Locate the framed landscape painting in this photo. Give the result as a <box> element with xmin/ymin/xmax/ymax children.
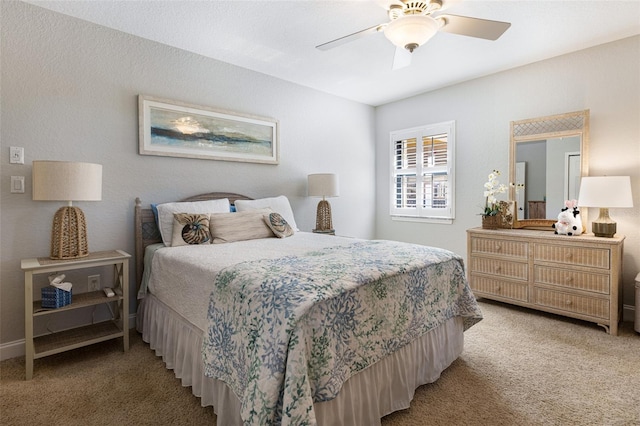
<box><xmin>139</xmin><ymin>95</ymin><xmax>279</xmax><ymax>164</ymax></box>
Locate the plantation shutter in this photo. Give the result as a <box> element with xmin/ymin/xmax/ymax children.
<box><xmin>390</xmin><ymin>121</ymin><xmax>455</xmax><ymax>220</ymax></box>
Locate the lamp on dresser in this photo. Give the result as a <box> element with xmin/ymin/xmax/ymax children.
<box><xmin>308</xmin><ymin>173</ymin><xmax>339</xmax><ymax>234</ymax></box>
<box><xmin>577</xmin><ymin>176</ymin><xmax>633</xmax><ymax>238</ymax></box>
<box><xmin>32</xmin><ymin>161</ymin><xmax>103</xmax><ymax>259</ymax></box>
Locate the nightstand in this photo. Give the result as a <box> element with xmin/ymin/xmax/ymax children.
<box><xmin>21</xmin><ymin>250</ymin><xmax>130</xmax><ymax>380</ymax></box>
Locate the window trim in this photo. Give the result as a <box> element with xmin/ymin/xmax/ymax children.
<box><xmin>389</xmin><ymin>120</ymin><xmax>455</xmax><ymax>221</ymax></box>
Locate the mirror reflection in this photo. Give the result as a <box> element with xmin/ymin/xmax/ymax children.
<box><xmin>515</xmin><ymin>136</ymin><xmax>581</xmax><ymax>219</ymax></box>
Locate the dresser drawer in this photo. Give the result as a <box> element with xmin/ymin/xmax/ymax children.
<box><xmin>534</xmin><ymin>266</ymin><xmax>610</xmax><ymax>294</ymax></box>
<box><xmin>470</xmin><ymin>257</ymin><xmax>528</xmax><ymax>280</ymax></box>
<box><xmin>534</xmin><ymin>244</ymin><xmax>610</xmax><ymax>270</ymax></box>
<box><xmin>470</xmin><ymin>237</ymin><xmax>528</xmax><ymax>260</ymax></box>
<box><xmin>470</xmin><ymin>276</ymin><xmax>528</xmax><ymax>302</ymax></box>
<box><xmin>533</xmin><ymin>287</ymin><xmax>609</xmax><ymax>320</ymax></box>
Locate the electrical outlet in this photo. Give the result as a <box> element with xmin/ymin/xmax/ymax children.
<box><xmin>88</xmin><ymin>274</ymin><xmax>101</xmax><ymax>291</ymax></box>
<box><xmin>9</xmin><ymin>147</ymin><xmax>24</xmax><ymax>164</ymax></box>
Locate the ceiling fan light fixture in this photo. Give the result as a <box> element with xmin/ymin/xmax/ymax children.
<box><xmin>383</xmin><ymin>15</ymin><xmax>439</xmax><ymax>52</ymax></box>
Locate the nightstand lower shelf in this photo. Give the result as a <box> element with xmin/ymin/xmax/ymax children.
<box><xmin>34</xmin><ymin>321</ymin><xmax>124</xmax><ymax>358</ymax></box>
<box><xmin>33</xmin><ymin>290</ymin><xmax>122</xmax><ymax>316</ymax></box>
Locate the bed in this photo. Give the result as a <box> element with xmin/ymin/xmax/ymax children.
<box><xmin>134</xmin><ymin>192</ymin><xmax>482</xmax><ymax>425</ymax></box>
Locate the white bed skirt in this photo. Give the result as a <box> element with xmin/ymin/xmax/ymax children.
<box><xmin>137</xmin><ymin>294</ymin><xmax>464</xmax><ymax>425</ymax></box>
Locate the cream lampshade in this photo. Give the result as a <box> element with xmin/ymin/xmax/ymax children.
<box><xmin>308</xmin><ymin>173</ymin><xmax>339</xmax><ymax>233</ymax></box>
<box><xmin>32</xmin><ymin>161</ymin><xmax>103</xmax><ymax>259</ymax></box>
<box><xmin>577</xmin><ymin>176</ymin><xmax>633</xmax><ymax>238</ymax></box>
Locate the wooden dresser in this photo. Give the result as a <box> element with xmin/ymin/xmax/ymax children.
<box><xmin>467</xmin><ymin>228</ymin><xmax>625</xmax><ymax>335</ymax></box>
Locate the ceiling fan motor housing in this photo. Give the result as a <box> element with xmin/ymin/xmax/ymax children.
<box><xmin>389</xmin><ymin>0</ymin><xmax>442</xmax><ymax>20</ymax></box>
<box><xmin>403</xmin><ymin>0</ymin><xmax>442</xmax><ymax>15</ymax></box>
<box><xmin>404</xmin><ymin>1</ymin><xmax>429</xmax><ymax>15</ymax></box>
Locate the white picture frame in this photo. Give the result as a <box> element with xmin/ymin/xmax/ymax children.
<box><xmin>139</xmin><ymin>95</ymin><xmax>279</xmax><ymax>164</ymax></box>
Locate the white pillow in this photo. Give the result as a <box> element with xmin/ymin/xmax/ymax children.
<box><xmin>235</xmin><ymin>196</ymin><xmax>299</xmax><ymax>231</ymax></box>
<box><xmin>156</xmin><ymin>198</ymin><xmax>230</xmax><ymax>246</ymax></box>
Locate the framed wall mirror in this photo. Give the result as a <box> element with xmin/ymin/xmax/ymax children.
<box><xmin>509</xmin><ymin>110</ymin><xmax>590</xmax><ymax>229</ymax></box>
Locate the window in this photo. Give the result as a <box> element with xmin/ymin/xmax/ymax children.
<box><xmin>390</xmin><ymin>121</ymin><xmax>455</xmax><ymax>221</ymax></box>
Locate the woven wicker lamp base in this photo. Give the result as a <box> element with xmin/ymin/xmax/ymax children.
<box><xmin>50</xmin><ymin>206</ymin><xmax>89</xmax><ymax>259</ymax></box>
<box><xmin>313</xmin><ymin>199</ymin><xmax>334</xmax><ymax>233</ymax></box>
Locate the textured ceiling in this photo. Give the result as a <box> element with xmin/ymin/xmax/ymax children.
<box><xmin>25</xmin><ymin>0</ymin><xmax>640</xmax><ymax>106</ymax></box>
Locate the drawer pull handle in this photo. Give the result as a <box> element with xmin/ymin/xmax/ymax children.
<box><xmin>565</xmin><ymin>276</ymin><xmax>573</xmax><ymax>284</ymax></box>
<box><xmin>565</xmin><ymin>300</ymin><xmax>572</xmax><ymax>306</ymax></box>
<box><xmin>495</xmin><ymin>286</ymin><xmax>501</xmax><ymax>292</ymax></box>
<box><xmin>495</xmin><ymin>245</ymin><xmax>502</xmax><ymax>252</ymax></box>
<box><xmin>495</xmin><ymin>266</ymin><xmax>502</xmax><ymax>273</ymax></box>
<box><xmin>565</xmin><ymin>253</ymin><xmax>573</xmax><ymax>260</ymax></box>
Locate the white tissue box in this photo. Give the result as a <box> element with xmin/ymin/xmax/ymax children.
<box><xmin>41</xmin><ymin>286</ymin><xmax>72</xmax><ymax>309</ymax></box>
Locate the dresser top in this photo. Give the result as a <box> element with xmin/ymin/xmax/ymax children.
<box><xmin>467</xmin><ymin>227</ymin><xmax>625</xmax><ymax>244</ymax></box>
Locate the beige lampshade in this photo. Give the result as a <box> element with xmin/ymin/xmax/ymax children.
<box><xmin>578</xmin><ymin>176</ymin><xmax>633</xmax><ymax>238</ymax></box>
<box><xmin>32</xmin><ymin>161</ymin><xmax>102</xmax><ymax>259</ymax></box>
<box><xmin>33</xmin><ymin>161</ymin><xmax>102</xmax><ymax>202</ymax></box>
<box><xmin>308</xmin><ymin>173</ymin><xmax>339</xmax><ymax>198</ymax></box>
<box><xmin>577</xmin><ymin>176</ymin><xmax>633</xmax><ymax>208</ymax></box>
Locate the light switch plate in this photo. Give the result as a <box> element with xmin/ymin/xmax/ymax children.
<box><xmin>11</xmin><ymin>176</ymin><xmax>25</xmax><ymax>193</ymax></box>
<box><xmin>10</xmin><ymin>147</ymin><xmax>24</xmax><ymax>164</ymax></box>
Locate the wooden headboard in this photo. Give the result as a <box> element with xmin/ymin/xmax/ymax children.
<box><xmin>134</xmin><ymin>192</ymin><xmax>253</xmax><ymax>291</ymax></box>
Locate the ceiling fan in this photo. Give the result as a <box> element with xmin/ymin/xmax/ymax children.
<box><xmin>316</xmin><ymin>0</ymin><xmax>511</xmax><ymax>70</ymax></box>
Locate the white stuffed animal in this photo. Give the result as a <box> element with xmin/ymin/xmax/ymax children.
<box><xmin>552</xmin><ymin>200</ymin><xmax>583</xmax><ymax>236</ymax></box>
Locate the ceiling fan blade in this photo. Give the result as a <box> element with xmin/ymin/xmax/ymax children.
<box><xmin>316</xmin><ymin>24</ymin><xmax>384</xmax><ymax>51</ymax></box>
<box><xmin>438</xmin><ymin>14</ymin><xmax>511</xmax><ymax>41</ymax></box>
<box><xmin>392</xmin><ymin>47</ymin><xmax>412</xmax><ymax>70</ymax></box>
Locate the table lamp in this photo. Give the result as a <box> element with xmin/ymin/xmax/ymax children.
<box><xmin>308</xmin><ymin>173</ymin><xmax>339</xmax><ymax>233</ymax></box>
<box><xmin>577</xmin><ymin>176</ymin><xmax>633</xmax><ymax>238</ymax></box>
<box><xmin>32</xmin><ymin>161</ymin><xmax>103</xmax><ymax>259</ymax></box>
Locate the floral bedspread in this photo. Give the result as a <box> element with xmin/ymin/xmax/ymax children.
<box><xmin>202</xmin><ymin>240</ymin><xmax>482</xmax><ymax>425</ymax></box>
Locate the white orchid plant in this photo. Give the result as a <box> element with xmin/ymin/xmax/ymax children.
<box><xmin>483</xmin><ymin>170</ymin><xmax>508</xmax><ymax>216</ymax></box>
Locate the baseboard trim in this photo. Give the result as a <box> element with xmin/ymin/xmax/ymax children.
<box><xmin>0</xmin><ymin>314</ymin><xmax>137</xmax><ymax>361</ymax></box>
<box><xmin>0</xmin><ymin>339</ymin><xmax>25</xmax><ymax>362</ymax></box>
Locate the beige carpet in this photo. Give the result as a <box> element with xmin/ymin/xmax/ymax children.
<box><xmin>1</xmin><ymin>301</ymin><xmax>638</xmax><ymax>425</ymax></box>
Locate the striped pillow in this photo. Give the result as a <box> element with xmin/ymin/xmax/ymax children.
<box><xmin>235</xmin><ymin>196</ymin><xmax>299</xmax><ymax>231</ymax></box>
<box><xmin>209</xmin><ymin>208</ymin><xmax>275</xmax><ymax>244</ymax></box>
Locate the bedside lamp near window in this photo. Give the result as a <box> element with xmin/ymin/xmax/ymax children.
<box><xmin>32</xmin><ymin>161</ymin><xmax>102</xmax><ymax>259</ymax></box>
<box><xmin>308</xmin><ymin>173</ymin><xmax>339</xmax><ymax>234</ymax></box>
<box><xmin>577</xmin><ymin>176</ymin><xmax>633</xmax><ymax>238</ymax></box>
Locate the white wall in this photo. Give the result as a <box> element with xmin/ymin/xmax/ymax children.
<box><xmin>0</xmin><ymin>2</ymin><xmax>376</xmax><ymax>346</ymax></box>
<box><xmin>375</xmin><ymin>36</ymin><xmax>640</xmax><ymax>314</ymax></box>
